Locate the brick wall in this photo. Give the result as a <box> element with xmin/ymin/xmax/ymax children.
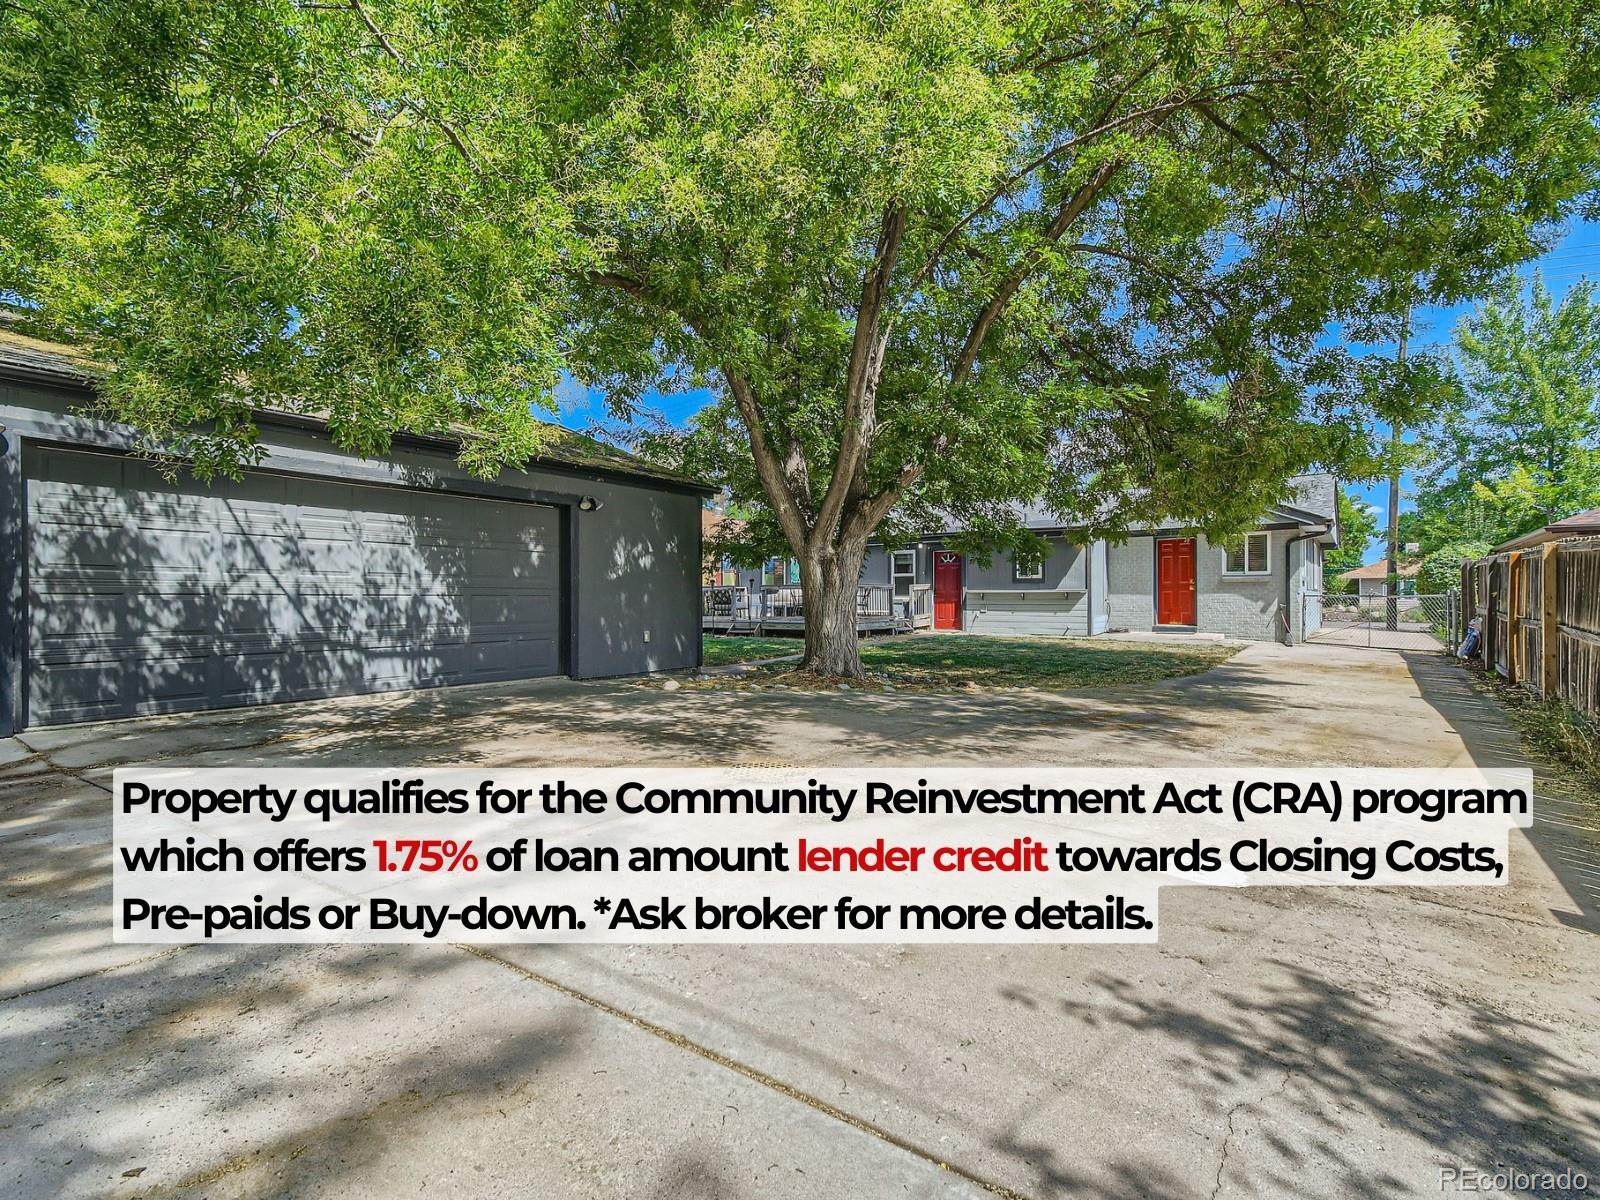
<box><xmin>1104</xmin><ymin>532</ymin><xmax>1291</xmax><ymax>642</ymax></box>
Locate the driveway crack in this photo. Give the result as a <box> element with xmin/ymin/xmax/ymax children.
<box><xmin>1211</xmin><ymin>1102</ymin><xmax>1241</xmax><ymax>1200</ymax></box>
<box><xmin>456</xmin><ymin>943</ymin><xmax>1035</xmax><ymax>1200</ymax></box>
<box><xmin>0</xmin><ymin>946</ymin><xmax>189</xmax><ymax>1005</ymax></box>
<box><xmin>10</xmin><ymin>734</ymin><xmax>113</xmax><ymax>796</ymax></box>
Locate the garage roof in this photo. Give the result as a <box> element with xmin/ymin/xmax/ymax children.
<box><xmin>1490</xmin><ymin>508</ymin><xmax>1600</xmax><ymax>554</ymax></box>
<box><xmin>0</xmin><ymin>318</ymin><xmax>710</xmax><ymax>494</ymax></box>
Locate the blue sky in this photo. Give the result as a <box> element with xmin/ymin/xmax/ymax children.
<box><xmin>1340</xmin><ymin>218</ymin><xmax>1600</xmax><ymax>562</ymax></box>
<box><xmin>558</xmin><ymin>220</ymin><xmax>1600</xmax><ymax>566</ymax></box>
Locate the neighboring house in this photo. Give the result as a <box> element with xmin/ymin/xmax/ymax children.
<box><xmin>1490</xmin><ymin>508</ymin><xmax>1600</xmax><ymax>554</ymax></box>
<box><xmin>701</xmin><ymin>508</ymin><xmax>739</xmax><ymax>586</ymax></box>
<box><xmin>0</xmin><ymin>324</ymin><xmax>711</xmax><ymax>734</ymax></box>
<box><xmin>720</xmin><ymin>474</ymin><xmax>1341</xmax><ymax>644</ymax></box>
<box><xmin>1337</xmin><ymin>560</ymin><xmax>1421</xmax><ymax>598</ymax></box>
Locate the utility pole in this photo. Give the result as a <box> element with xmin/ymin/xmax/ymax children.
<box><xmin>1385</xmin><ymin>312</ymin><xmax>1408</xmax><ymax>633</ymax></box>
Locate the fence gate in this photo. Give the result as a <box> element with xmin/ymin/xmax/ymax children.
<box><xmin>1308</xmin><ymin>593</ymin><xmax>1458</xmax><ymax>652</ymax></box>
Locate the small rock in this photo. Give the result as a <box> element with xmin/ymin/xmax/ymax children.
<box><xmin>838</xmin><ymin>683</ymin><xmax>852</xmax><ymax>691</ymax></box>
<box><xmin>662</xmin><ymin>679</ymin><xmax>680</xmax><ymax>692</ymax></box>
<box><xmin>962</xmin><ymin>680</ymin><xmax>981</xmax><ymax>692</ymax></box>
<box><xmin>882</xmin><ymin>685</ymin><xmax>896</xmax><ymax>693</ymax></box>
<box><xmin>123</xmin><ymin>1169</ymin><xmax>146</xmax><ymax>1179</ymax></box>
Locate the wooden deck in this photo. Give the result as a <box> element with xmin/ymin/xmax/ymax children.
<box><xmin>702</xmin><ymin>585</ymin><xmax>933</xmax><ymax>635</ymax></box>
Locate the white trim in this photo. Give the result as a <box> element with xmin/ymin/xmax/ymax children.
<box><xmin>890</xmin><ymin>548</ymin><xmax>916</xmax><ymax>598</ymax></box>
<box><xmin>1220</xmin><ymin>531</ymin><xmax>1271</xmax><ymax>577</ymax></box>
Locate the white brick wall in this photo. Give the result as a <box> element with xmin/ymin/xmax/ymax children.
<box><xmin>1105</xmin><ymin>537</ymin><xmax>1155</xmax><ymax>630</ymax></box>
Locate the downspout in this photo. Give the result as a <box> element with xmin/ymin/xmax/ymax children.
<box><xmin>1283</xmin><ymin>526</ymin><xmax>1326</xmax><ymax>645</ymax></box>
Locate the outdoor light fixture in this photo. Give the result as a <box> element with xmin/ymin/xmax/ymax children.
<box><xmin>578</xmin><ymin>496</ymin><xmax>602</xmax><ymax>511</ymax></box>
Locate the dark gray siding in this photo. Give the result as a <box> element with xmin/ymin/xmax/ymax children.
<box><xmin>1</xmin><ymin>379</ymin><xmax>702</xmax><ymax>728</ymax></box>
<box><xmin>569</xmin><ymin>478</ymin><xmax>701</xmax><ymax>678</ymax></box>
<box><xmin>26</xmin><ymin>446</ymin><xmax>562</xmax><ymax>724</ymax></box>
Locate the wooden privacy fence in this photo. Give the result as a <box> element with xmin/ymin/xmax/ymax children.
<box><xmin>1464</xmin><ymin>536</ymin><xmax>1600</xmax><ymax>716</ymax></box>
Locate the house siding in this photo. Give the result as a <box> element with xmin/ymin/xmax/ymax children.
<box><xmin>720</xmin><ymin>499</ymin><xmax>1335</xmax><ymax>648</ymax></box>
<box><xmin>862</xmin><ymin>535</ymin><xmax>1096</xmax><ymax>636</ymax></box>
<box><xmin>0</xmin><ymin>380</ymin><xmax>704</xmax><ymax>730</ymax></box>
<box><xmin>1105</xmin><ymin>531</ymin><xmax>1294</xmax><ymax>642</ymax></box>
<box><xmin>963</xmin><ymin>536</ymin><xmax>1091</xmax><ymax>636</ymax></box>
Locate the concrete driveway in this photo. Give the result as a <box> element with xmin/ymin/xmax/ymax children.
<box><xmin>3</xmin><ymin>642</ymin><xmax>1597</xmax><ymax>1199</ymax></box>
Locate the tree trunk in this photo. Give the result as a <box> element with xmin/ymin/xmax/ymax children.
<box><xmin>800</xmin><ymin>538</ymin><xmax>869</xmax><ymax>678</ymax></box>
<box><xmin>1386</xmin><ymin>317</ymin><xmax>1407</xmax><ymax>633</ymax></box>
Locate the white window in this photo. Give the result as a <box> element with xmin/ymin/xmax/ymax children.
<box><xmin>1013</xmin><ymin>555</ymin><xmax>1044</xmax><ymax>582</ymax></box>
<box><xmin>1222</xmin><ymin>532</ymin><xmax>1270</xmax><ymax>576</ymax></box>
<box><xmin>891</xmin><ymin>549</ymin><xmax>916</xmax><ymax>598</ymax></box>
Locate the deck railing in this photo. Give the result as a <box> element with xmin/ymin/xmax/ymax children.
<box><xmin>904</xmin><ymin>584</ymin><xmax>934</xmax><ymax>628</ymax></box>
<box><xmin>702</xmin><ymin>583</ymin><xmax>934</xmax><ymax>632</ymax></box>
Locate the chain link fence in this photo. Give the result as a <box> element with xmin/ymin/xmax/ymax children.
<box><xmin>1308</xmin><ymin>592</ymin><xmax>1458</xmax><ymax>652</ymax></box>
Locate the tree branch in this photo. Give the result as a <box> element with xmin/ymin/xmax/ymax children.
<box><xmin>909</xmin><ymin>70</ymin><xmax>1167</xmax><ymax>289</ymax></box>
<box><xmin>1000</xmin><ymin>7</ymin><xmax>1160</xmax><ymax>76</ymax></box>
<box><xmin>1192</xmin><ymin>100</ymin><xmax>1293</xmax><ymax>178</ymax></box>
<box><xmin>333</xmin><ymin>0</ymin><xmax>480</xmax><ymax>170</ymax></box>
<box><xmin>1065</xmin><ymin>241</ymin><xmax>1230</xmax><ymax>332</ymax></box>
<box><xmin>347</xmin><ymin>0</ymin><xmax>410</xmax><ymax>66</ymax></box>
<box><xmin>813</xmin><ymin>204</ymin><xmax>906</xmax><ymax>544</ymax></box>
<box><xmin>950</xmin><ymin>158</ymin><xmax>1123</xmax><ymax>387</ymax></box>
<box><xmin>727</xmin><ymin>373</ymin><xmax>810</xmax><ymax>550</ymax></box>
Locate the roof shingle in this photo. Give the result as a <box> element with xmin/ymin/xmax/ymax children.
<box><xmin>0</xmin><ymin>317</ymin><xmax>707</xmax><ymax>491</ymax></box>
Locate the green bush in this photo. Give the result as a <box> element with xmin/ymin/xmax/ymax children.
<box><xmin>1500</xmin><ymin>690</ymin><xmax>1600</xmax><ymax>794</ymax></box>
<box><xmin>1419</xmin><ymin>541</ymin><xmax>1491</xmax><ymax>594</ymax></box>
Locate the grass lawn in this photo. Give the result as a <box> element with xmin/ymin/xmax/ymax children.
<box><xmin>854</xmin><ymin>634</ymin><xmax>1237</xmax><ymax>689</ymax></box>
<box><xmin>700</xmin><ymin>635</ymin><xmax>803</xmax><ymax>666</ymax></box>
<box><xmin>697</xmin><ymin>632</ymin><xmax>1236</xmax><ymax>690</ymax></box>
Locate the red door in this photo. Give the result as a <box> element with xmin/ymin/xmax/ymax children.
<box><xmin>933</xmin><ymin>551</ymin><xmax>963</xmax><ymax>629</ymax></box>
<box><xmin>1156</xmin><ymin>538</ymin><xmax>1197</xmax><ymax>626</ymax></box>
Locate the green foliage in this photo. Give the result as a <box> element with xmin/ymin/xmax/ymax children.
<box><xmin>1418</xmin><ymin>540</ymin><xmax>1490</xmax><ymax>594</ymax></box>
<box><xmin>1486</xmin><ymin>677</ymin><xmax>1600</xmax><ymax>802</ymax></box>
<box><xmin>1417</xmin><ymin>277</ymin><xmax>1600</xmax><ymax>551</ymax></box>
<box><xmin>3</xmin><ymin>0</ymin><xmax>1598</xmax><ymax>549</ymax></box>
<box><xmin>1325</xmin><ymin>490</ymin><xmax>1380</xmax><ymax>579</ymax></box>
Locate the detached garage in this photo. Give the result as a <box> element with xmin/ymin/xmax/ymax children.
<box><xmin>0</xmin><ymin>325</ymin><xmax>710</xmax><ymax>733</ymax></box>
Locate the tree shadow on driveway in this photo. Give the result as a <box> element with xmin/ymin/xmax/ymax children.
<box><xmin>1402</xmin><ymin>652</ymin><xmax>1600</xmax><ymax>933</ymax></box>
<box><xmin>1015</xmin><ymin>959</ymin><xmax>1600</xmax><ymax>1200</ymax></box>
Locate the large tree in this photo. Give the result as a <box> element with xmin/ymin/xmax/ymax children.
<box><xmin>3</xmin><ymin>1</ymin><xmax>1598</xmax><ymax>675</ymax></box>
<box><xmin>1420</xmin><ymin>276</ymin><xmax>1600</xmax><ymax>549</ymax></box>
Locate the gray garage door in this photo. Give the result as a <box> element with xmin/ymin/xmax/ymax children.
<box><xmin>26</xmin><ymin>447</ymin><xmax>564</xmax><ymax>725</ymax></box>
